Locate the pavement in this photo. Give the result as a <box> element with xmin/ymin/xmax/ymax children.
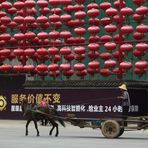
<box><xmin>0</xmin><ymin>120</ymin><xmax>148</xmax><ymax>148</ymax></box>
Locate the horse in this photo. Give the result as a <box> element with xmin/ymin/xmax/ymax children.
<box><xmin>21</xmin><ymin>99</ymin><xmax>65</xmax><ymax>137</ymax></box>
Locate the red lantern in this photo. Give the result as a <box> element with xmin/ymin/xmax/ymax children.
<box><xmin>113</xmin><ymin>34</ymin><xmax>125</xmax><ymax>42</ymax></box>
<box><xmin>14</xmin><ymin>33</ymin><xmax>24</xmax><ymax>41</ymax></box>
<box><xmin>100</xmin><ymin>69</ymin><xmax>111</xmax><ymax>76</ymax></box>
<box><xmin>37</xmin><ymin>0</ymin><xmax>48</xmax><ymax>7</ymax></box>
<box><xmin>25</xmin><ymin>32</ymin><xmax>36</xmax><ymax>40</ymax></box>
<box><xmin>25</xmin><ymin>15</ymin><xmax>36</xmax><ymax>23</ymax></box>
<box><xmin>104</xmin><ymin>42</ymin><xmax>116</xmax><ymax>51</ymax></box>
<box><xmin>37</xmin><ymin>48</ymin><xmax>48</xmax><ymax>56</ymax></box>
<box><xmin>88</xmin><ymin>61</ymin><xmax>100</xmax><ymax>69</ymax></box>
<box><xmin>1</xmin><ymin>2</ymin><xmax>12</xmax><ymax>9</ymax></box>
<box><xmin>13</xmin><ymin>16</ymin><xmax>24</xmax><ymax>24</ymax></box>
<box><xmin>133</xmin><ymin>50</ymin><xmax>145</xmax><ymax>57</ymax></box>
<box><xmin>36</xmin><ymin>64</ymin><xmax>48</xmax><ymax>71</ymax></box>
<box><xmin>60</xmin><ymin>14</ymin><xmax>72</xmax><ymax>22</ymax></box>
<box><xmin>100</xmin><ymin>35</ymin><xmax>112</xmax><ymax>42</ymax></box>
<box><xmin>136</xmin><ymin>6</ymin><xmax>148</xmax><ymax>15</ymax></box>
<box><xmin>74</xmin><ymin>27</ymin><xmax>86</xmax><ymax>36</ymax></box>
<box><xmin>74</xmin><ymin>46</ymin><xmax>85</xmax><ymax>54</ymax></box>
<box><xmin>64</xmin><ymin>5</ymin><xmax>74</xmax><ymax>13</ymax></box>
<box><xmin>120</xmin><ymin>7</ymin><xmax>133</xmax><ymax>16</ymax></box>
<box><xmin>136</xmin><ymin>24</ymin><xmax>148</xmax><ymax>33</ymax></box>
<box><xmin>37</xmin><ymin>32</ymin><xmax>49</xmax><ymax>39</ymax></box>
<box><xmin>75</xmin><ymin>11</ymin><xmax>86</xmax><ymax>19</ymax></box>
<box><xmin>133</xmin><ymin>0</ymin><xmax>144</xmax><ymax>6</ymax></box>
<box><xmin>87</xmin><ymin>8</ymin><xmax>100</xmax><ymax>17</ymax></box>
<box><xmin>0</xmin><ymin>64</ymin><xmax>12</xmax><ymax>72</ymax></box>
<box><xmin>13</xmin><ymin>65</ymin><xmax>24</xmax><ymax>73</ymax></box>
<box><xmin>134</xmin><ymin>68</ymin><xmax>146</xmax><ymax>76</ymax></box>
<box><xmin>133</xmin><ymin>32</ymin><xmax>144</xmax><ymax>40</ymax></box>
<box><xmin>49</xmin><ymin>0</ymin><xmax>72</xmax><ymax>6</ymax></box>
<box><xmin>49</xmin><ymin>14</ymin><xmax>60</xmax><ymax>22</ymax></box>
<box><xmin>100</xmin><ymin>17</ymin><xmax>112</xmax><ymax>26</ymax></box>
<box><xmin>99</xmin><ymin>52</ymin><xmax>112</xmax><ymax>60</ymax></box>
<box><xmin>75</xmin><ymin>0</ymin><xmax>85</xmax><ymax>3</ymax></box>
<box><xmin>133</xmin><ymin>13</ymin><xmax>144</xmax><ymax>22</ymax></box>
<box><xmin>25</xmin><ymin>0</ymin><xmax>36</xmax><ymax>8</ymax></box>
<box><xmin>88</xmin><ymin>26</ymin><xmax>100</xmax><ymax>34</ymax></box>
<box><xmin>104</xmin><ymin>60</ymin><xmax>116</xmax><ymax>68</ymax></box>
<box><xmin>120</xmin><ymin>61</ymin><xmax>132</xmax><ymax>70</ymax></box>
<box><xmin>60</xmin><ymin>31</ymin><xmax>72</xmax><ymax>39</ymax></box>
<box><xmin>105</xmin><ymin>24</ymin><xmax>117</xmax><ymax>33</ymax></box>
<box><xmin>48</xmin><ymin>64</ymin><xmax>59</xmax><ymax>71</ymax></box>
<box><xmin>106</xmin><ymin>7</ymin><xmax>118</xmax><ymax>16</ymax></box>
<box><xmin>114</xmin><ymin>0</ymin><xmax>126</xmax><ymax>8</ymax></box>
<box><xmin>64</xmin><ymin>53</ymin><xmax>74</xmax><ymax>61</ymax></box>
<box><xmin>24</xmin><ymin>48</ymin><xmax>35</xmax><ymax>56</ymax></box>
<box><xmin>113</xmin><ymin>51</ymin><xmax>125</xmax><ymax>59</ymax></box>
<box><xmin>8</xmin><ymin>52</ymin><xmax>16</xmax><ymax>61</ymax></box>
<box><xmin>0</xmin><ymin>48</ymin><xmax>11</xmax><ymax>57</ymax></box>
<box><xmin>89</xmin><ymin>35</ymin><xmax>99</xmax><ymax>43</ymax></box>
<box><xmin>120</xmin><ymin>44</ymin><xmax>133</xmax><ymax>52</ymax></box>
<box><xmin>0</xmin><ymin>33</ymin><xmax>11</xmax><ymax>41</ymax></box>
<box><xmin>48</xmin><ymin>47</ymin><xmax>59</xmax><ymax>55</ymax></box>
<box><xmin>49</xmin><ymin>31</ymin><xmax>60</xmax><ymax>39</ymax></box>
<box><xmin>7</xmin><ymin>21</ymin><xmax>17</xmax><ymax>28</ymax></box>
<box><xmin>136</xmin><ymin>43</ymin><xmax>148</xmax><ymax>51</ymax></box>
<box><xmin>88</xmin><ymin>51</ymin><xmax>99</xmax><ymax>60</ymax></box>
<box><xmin>60</xmin><ymin>63</ymin><xmax>71</xmax><ymax>71</ymax></box>
<box><xmin>73</xmin><ymin>4</ymin><xmax>84</xmax><ymax>11</ymax></box>
<box><xmin>0</xmin><ymin>16</ymin><xmax>11</xmax><ymax>24</ymax></box>
<box><xmin>121</xmin><ymin>25</ymin><xmax>134</xmax><ymax>34</ymax></box>
<box><xmin>37</xmin><ymin>16</ymin><xmax>48</xmax><ymax>23</ymax></box>
<box><xmin>76</xmin><ymin>69</ymin><xmax>87</xmax><ymax>77</ymax></box>
<box><xmin>63</xmin><ymin>69</ymin><xmax>74</xmax><ymax>77</ymax></box>
<box><xmin>13</xmin><ymin>49</ymin><xmax>24</xmax><ymax>56</ymax></box>
<box><xmin>88</xmin><ymin>43</ymin><xmax>100</xmax><ymax>51</ymax></box>
<box><xmin>51</xmin><ymin>8</ymin><xmax>62</xmax><ymax>15</ymax></box>
<box><xmin>39</xmin><ymin>7</ymin><xmax>50</xmax><ymax>15</ymax></box>
<box><xmin>74</xmin><ymin>63</ymin><xmax>86</xmax><ymax>71</ymax></box>
<box><xmin>24</xmin><ymin>65</ymin><xmax>35</xmax><ymax>73</ymax></box>
<box><xmin>88</xmin><ymin>18</ymin><xmax>100</xmax><ymax>26</ymax></box>
<box><xmin>135</xmin><ymin>61</ymin><xmax>148</xmax><ymax>69</ymax></box>
<box><xmin>100</xmin><ymin>2</ymin><xmax>111</xmax><ymax>10</ymax></box>
<box><xmin>60</xmin><ymin>47</ymin><xmax>71</xmax><ymax>55</ymax></box>
<box><xmin>87</xmin><ymin>68</ymin><xmax>98</xmax><ymax>75</ymax></box>
<box><xmin>14</xmin><ymin>1</ymin><xmax>25</xmax><ymax>10</ymax></box>
<box><xmin>87</xmin><ymin>3</ymin><xmax>99</xmax><ymax>10</ymax></box>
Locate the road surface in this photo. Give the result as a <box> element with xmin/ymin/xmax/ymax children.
<box><xmin>0</xmin><ymin>120</ymin><xmax>148</xmax><ymax>148</ymax></box>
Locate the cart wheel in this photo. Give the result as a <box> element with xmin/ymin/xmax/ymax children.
<box><xmin>101</xmin><ymin>120</ymin><xmax>120</xmax><ymax>138</ymax></box>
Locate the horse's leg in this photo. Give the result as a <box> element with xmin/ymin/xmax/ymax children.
<box><xmin>26</xmin><ymin>119</ymin><xmax>31</xmax><ymax>136</ymax></box>
<box><xmin>33</xmin><ymin>119</ymin><xmax>40</xmax><ymax>136</ymax></box>
<box><xmin>49</xmin><ymin>119</ymin><xmax>59</xmax><ymax>137</ymax></box>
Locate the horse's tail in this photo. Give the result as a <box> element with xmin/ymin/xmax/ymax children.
<box><xmin>57</xmin><ymin>117</ymin><xmax>65</xmax><ymax>127</ymax></box>
<box><xmin>54</xmin><ymin>110</ymin><xmax>65</xmax><ymax>127</ymax></box>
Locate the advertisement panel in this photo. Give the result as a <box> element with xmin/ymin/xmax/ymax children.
<box><xmin>0</xmin><ymin>88</ymin><xmax>147</xmax><ymax>119</ymax></box>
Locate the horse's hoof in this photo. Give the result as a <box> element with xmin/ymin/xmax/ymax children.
<box><xmin>55</xmin><ymin>134</ymin><xmax>58</xmax><ymax>137</ymax></box>
<box><xmin>36</xmin><ymin>134</ymin><xmax>40</xmax><ymax>137</ymax></box>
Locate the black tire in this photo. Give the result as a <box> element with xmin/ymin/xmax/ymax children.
<box><xmin>101</xmin><ymin>120</ymin><xmax>121</xmax><ymax>138</ymax></box>
<box><xmin>117</xmin><ymin>128</ymin><xmax>124</xmax><ymax>137</ymax></box>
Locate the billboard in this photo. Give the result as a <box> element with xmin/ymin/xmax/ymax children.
<box><xmin>0</xmin><ymin>88</ymin><xmax>147</xmax><ymax>119</ymax></box>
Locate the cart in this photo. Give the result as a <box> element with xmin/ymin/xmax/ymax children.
<box><xmin>60</xmin><ymin>114</ymin><xmax>148</xmax><ymax>138</ymax></box>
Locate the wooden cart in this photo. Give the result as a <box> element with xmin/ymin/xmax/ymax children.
<box><xmin>63</xmin><ymin>115</ymin><xmax>148</xmax><ymax>138</ymax></box>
